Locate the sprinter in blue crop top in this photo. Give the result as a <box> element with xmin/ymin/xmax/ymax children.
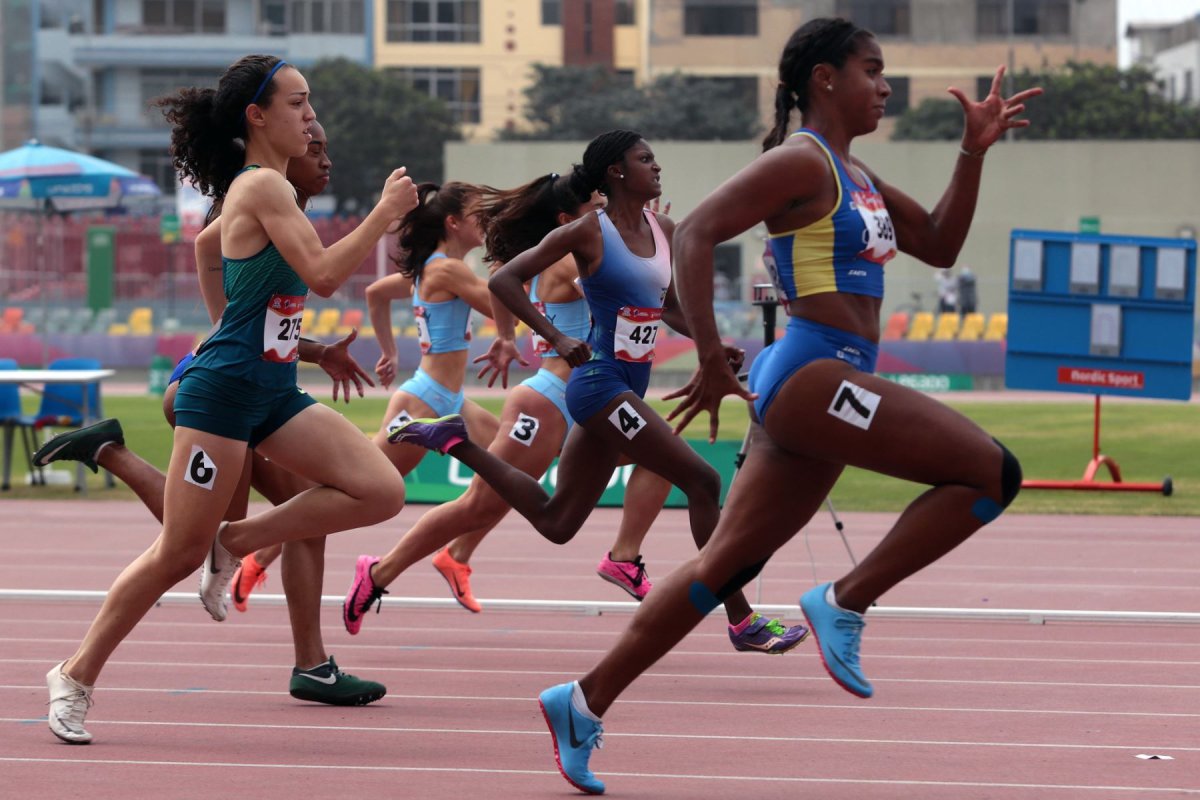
<box><xmin>511</xmin><ymin>21</ymin><xmax>1042</xmax><ymax>793</ymax></box>
<box><xmin>45</xmin><ymin>56</ymin><xmax>420</xmax><ymax>746</ymax></box>
<box><xmin>343</xmin><ymin>175</ymin><xmax>679</xmax><ymax>630</ymax></box>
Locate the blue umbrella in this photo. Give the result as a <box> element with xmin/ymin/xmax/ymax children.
<box><xmin>0</xmin><ymin>140</ymin><xmax>161</xmax><ymax>365</ymax></box>
<box><xmin>0</xmin><ymin>139</ymin><xmax>161</xmax><ymax>211</ymax></box>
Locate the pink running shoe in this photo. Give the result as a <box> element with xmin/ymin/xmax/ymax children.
<box><xmin>343</xmin><ymin>555</ymin><xmax>387</xmax><ymax>635</ymax></box>
<box><xmin>596</xmin><ymin>552</ymin><xmax>652</xmax><ymax>601</ymax></box>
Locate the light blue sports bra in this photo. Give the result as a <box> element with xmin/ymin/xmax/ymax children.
<box><xmin>412</xmin><ymin>252</ymin><xmax>472</xmax><ymax>354</ymax></box>
<box><xmin>529</xmin><ymin>273</ymin><xmax>591</xmax><ymax>358</ymax></box>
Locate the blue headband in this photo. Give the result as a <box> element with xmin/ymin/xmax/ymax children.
<box><xmin>248</xmin><ymin>60</ymin><xmax>288</xmax><ymax>107</ymax></box>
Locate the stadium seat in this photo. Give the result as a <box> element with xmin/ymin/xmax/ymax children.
<box><xmin>128</xmin><ymin>307</ymin><xmax>153</xmax><ymax>335</ymax></box>
<box><xmin>310</xmin><ymin>308</ymin><xmax>341</xmax><ymax>337</ymax></box>
<box><xmin>958</xmin><ymin>312</ymin><xmax>985</xmax><ymax>341</ymax></box>
<box><xmin>906</xmin><ymin>311</ymin><xmax>934</xmax><ymax>341</ymax></box>
<box><xmin>1</xmin><ymin>307</ymin><xmax>24</xmax><ymax>333</ymax></box>
<box><xmin>983</xmin><ymin>312</ymin><xmax>1008</xmax><ymax>341</ymax></box>
<box><xmin>107</xmin><ymin>322</ymin><xmax>131</xmax><ymax>336</ymax></box>
<box><xmin>301</xmin><ymin>308</ymin><xmax>315</xmax><ymax>333</ymax></box>
<box><xmin>932</xmin><ymin>313</ymin><xmax>962</xmax><ymax>341</ymax></box>
<box><xmin>89</xmin><ymin>308</ymin><xmax>118</xmax><ymax>334</ymax></box>
<box><xmin>882</xmin><ymin>311</ymin><xmax>909</xmax><ymax>340</ymax></box>
<box><xmin>334</xmin><ymin>307</ymin><xmax>364</xmax><ymax>337</ymax></box>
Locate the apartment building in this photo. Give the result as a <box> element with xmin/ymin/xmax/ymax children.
<box><xmin>1127</xmin><ymin>13</ymin><xmax>1200</xmax><ymax>107</ymax></box>
<box><xmin>30</xmin><ymin>0</ymin><xmax>372</xmax><ymax>191</ymax></box>
<box><xmin>375</xmin><ymin>0</ymin><xmax>1115</xmax><ymax>140</ymax></box>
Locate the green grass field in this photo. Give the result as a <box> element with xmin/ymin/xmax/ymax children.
<box><xmin>5</xmin><ymin>393</ymin><xmax>1195</xmax><ymax>515</ymax></box>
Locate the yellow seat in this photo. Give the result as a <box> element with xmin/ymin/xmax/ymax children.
<box><xmin>932</xmin><ymin>313</ymin><xmax>961</xmax><ymax>341</ymax></box>
<box><xmin>107</xmin><ymin>322</ymin><xmax>131</xmax><ymax>335</ymax></box>
<box><xmin>983</xmin><ymin>312</ymin><xmax>1008</xmax><ymax>341</ymax></box>
<box><xmin>301</xmin><ymin>308</ymin><xmax>315</xmax><ymax>333</ymax></box>
<box><xmin>906</xmin><ymin>311</ymin><xmax>934</xmax><ymax>341</ymax></box>
<box><xmin>958</xmin><ymin>312</ymin><xmax>985</xmax><ymax>341</ymax></box>
<box><xmin>310</xmin><ymin>308</ymin><xmax>341</xmax><ymax>337</ymax></box>
<box><xmin>128</xmin><ymin>306</ymin><xmax>153</xmax><ymax>335</ymax></box>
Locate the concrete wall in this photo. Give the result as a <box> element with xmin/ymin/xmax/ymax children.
<box><xmin>447</xmin><ymin>139</ymin><xmax>1200</xmax><ymax>318</ymax></box>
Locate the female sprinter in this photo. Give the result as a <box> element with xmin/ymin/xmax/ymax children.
<box><xmin>45</xmin><ymin>54</ymin><xmax>417</xmax><ymax>744</ymax></box>
<box><xmin>523</xmin><ymin>20</ymin><xmax>1040</xmax><ymax>793</ymax></box>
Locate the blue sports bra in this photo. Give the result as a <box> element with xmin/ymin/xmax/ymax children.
<box><xmin>529</xmin><ymin>272</ymin><xmax>591</xmax><ymax>358</ymax></box>
<box><xmin>412</xmin><ymin>252</ymin><xmax>472</xmax><ymax>354</ymax></box>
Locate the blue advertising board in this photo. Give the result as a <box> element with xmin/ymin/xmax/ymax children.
<box><xmin>1005</xmin><ymin>230</ymin><xmax>1196</xmax><ymax>400</ymax></box>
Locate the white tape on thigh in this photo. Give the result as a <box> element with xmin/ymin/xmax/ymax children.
<box><xmin>827</xmin><ymin>380</ymin><xmax>881</xmax><ymax>431</ymax></box>
<box><xmin>509</xmin><ymin>412</ymin><xmax>541</xmax><ymax>447</ymax></box>
<box><xmin>608</xmin><ymin>400</ymin><xmax>646</xmax><ymax>440</ymax></box>
<box><xmin>184</xmin><ymin>445</ymin><xmax>217</xmax><ymax>490</ymax></box>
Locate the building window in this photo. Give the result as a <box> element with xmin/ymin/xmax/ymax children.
<box><xmin>386</xmin><ymin>0</ymin><xmax>480</xmax><ymax>42</ymax></box>
<box><xmin>269</xmin><ymin>0</ymin><xmax>363</xmax><ymax>34</ymax></box>
<box><xmin>139</xmin><ymin>149</ymin><xmax>180</xmax><ymax>193</ymax></box>
<box><xmin>395</xmin><ymin>66</ymin><xmax>481</xmax><ymax>123</ymax></box>
<box><xmin>835</xmin><ymin>0</ymin><xmax>910</xmax><ymax>37</ymax></box>
<box><xmin>977</xmin><ymin>0</ymin><xmax>1069</xmax><ymax>36</ymax></box>
<box><xmin>541</xmin><ymin>0</ymin><xmax>560</xmax><ymax>25</ymax></box>
<box><xmin>615</xmin><ymin>0</ymin><xmax>635</xmax><ymax>25</ymax></box>
<box><xmin>684</xmin><ymin>0</ymin><xmax>757</xmax><ymax>37</ymax></box>
<box><xmin>142</xmin><ymin>0</ymin><xmax>225</xmax><ymax>33</ymax></box>
<box><xmin>141</xmin><ymin>68</ymin><xmax>219</xmax><ymax>124</ymax></box>
<box><xmin>884</xmin><ymin>76</ymin><xmax>908</xmax><ymax>116</ymax></box>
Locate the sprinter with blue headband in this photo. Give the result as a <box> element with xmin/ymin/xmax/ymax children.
<box><xmin>44</xmin><ymin>54</ymin><xmax>419</xmax><ymax>746</ymax></box>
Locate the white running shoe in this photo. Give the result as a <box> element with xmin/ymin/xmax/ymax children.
<box><xmin>199</xmin><ymin>523</ymin><xmax>240</xmax><ymax>622</ymax></box>
<box><xmin>46</xmin><ymin>661</ymin><xmax>93</xmax><ymax>744</ymax></box>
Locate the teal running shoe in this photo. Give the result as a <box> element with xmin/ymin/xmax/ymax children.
<box><xmin>799</xmin><ymin>582</ymin><xmax>873</xmax><ymax>698</ymax></box>
<box><xmin>538</xmin><ymin>682</ymin><xmax>605</xmax><ymax>795</ymax></box>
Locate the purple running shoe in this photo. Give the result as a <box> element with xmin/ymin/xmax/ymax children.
<box><xmin>387</xmin><ymin>414</ymin><xmax>467</xmax><ymax>454</ymax></box>
<box><xmin>728</xmin><ymin>613</ymin><xmax>809</xmax><ymax>654</ymax></box>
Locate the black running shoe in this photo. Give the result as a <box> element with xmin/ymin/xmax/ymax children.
<box><xmin>289</xmin><ymin>656</ymin><xmax>387</xmax><ymax>706</ymax></box>
<box><xmin>33</xmin><ymin>418</ymin><xmax>124</xmax><ymax>473</ymax></box>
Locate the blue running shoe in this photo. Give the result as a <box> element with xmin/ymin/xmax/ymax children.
<box><xmin>799</xmin><ymin>582</ymin><xmax>873</xmax><ymax>698</ymax></box>
<box><xmin>387</xmin><ymin>414</ymin><xmax>467</xmax><ymax>454</ymax></box>
<box><xmin>728</xmin><ymin>613</ymin><xmax>809</xmax><ymax>654</ymax></box>
<box><xmin>538</xmin><ymin>682</ymin><xmax>605</xmax><ymax>795</ymax></box>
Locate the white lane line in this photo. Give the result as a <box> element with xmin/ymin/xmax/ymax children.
<box><xmin>4</xmin><ymin>637</ymin><xmax>1199</xmax><ymax>668</ymax></box>
<box><xmin>3</xmin><ymin>657</ymin><xmax>1200</xmax><ymax>692</ymax></box>
<box><xmin>4</xmin><ymin>618</ymin><xmax>1195</xmax><ymax>652</ymax></box>
<box><xmin>1</xmin><ymin>685</ymin><xmax>1197</xmax><ymax>718</ymax></box>
<box><xmin>0</xmin><ymin>757</ymin><xmax>1196</xmax><ymax>793</ymax></box>
<box><xmin>4</xmin><ymin>717</ymin><xmax>1198</xmax><ymax>753</ymax></box>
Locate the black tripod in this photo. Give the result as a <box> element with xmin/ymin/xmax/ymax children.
<box><xmin>736</xmin><ymin>284</ymin><xmax>860</xmax><ymax>602</ymax></box>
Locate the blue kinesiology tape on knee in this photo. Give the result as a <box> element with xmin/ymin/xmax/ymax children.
<box><xmin>971</xmin><ymin>496</ymin><xmax>1003</xmax><ymax>523</ymax></box>
<box><xmin>688</xmin><ymin>581</ymin><xmax>720</xmax><ymax>615</ymax></box>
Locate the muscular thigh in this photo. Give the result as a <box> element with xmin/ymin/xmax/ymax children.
<box><xmin>256</xmin><ymin>403</ymin><xmax>396</xmax><ymax>494</ymax></box>
<box><xmin>161</xmin><ymin>426</ymin><xmax>248</xmax><ymax>552</ymax></box>
<box><xmin>461</xmin><ymin>398</ymin><xmax>501</xmax><ymax>447</ymax></box>
<box><xmin>485</xmin><ymin>387</ymin><xmax>567</xmax><ymax>477</ymax></box>
<box><xmin>765</xmin><ymin>359</ymin><xmax>1000</xmax><ymax>488</ymax></box>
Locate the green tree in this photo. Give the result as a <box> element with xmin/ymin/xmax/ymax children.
<box><xmin>502</xmin><ymin>64</ymin><xmax>761</xmax><ymax>141</ymax></box>
<box><xmin>305</xmin><ymin>59</ymin><xmax>461</xmax><ymax>213</ymax></box>
<box><xmin>893</xmin><ymin>62</ymin><xmax>1200</xmax><ymax>141</ymax></box>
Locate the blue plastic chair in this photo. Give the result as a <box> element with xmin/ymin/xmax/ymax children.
<box><xmin>33</xmin><ymin>358</ymin><xmax>113</xmax><ymax>490</ymax></box>
<box><xmin>0</xmin><ymin>358</ymin><xmax>39</xmax><ymax>489</ymax></box>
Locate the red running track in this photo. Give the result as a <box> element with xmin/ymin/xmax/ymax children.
<box><xmin>0</xmin><ymin>500</ymin><xmax>1197</xmax><ymax>799</ymax></box>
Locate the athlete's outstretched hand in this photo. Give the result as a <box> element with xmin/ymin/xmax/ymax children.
<box><xmin>665</xmin><ymin>355</ymin><xmax>757</xmax><ymax>443</ymax></box>
<box><xmin>317</xmin><ymin>328</ymin><xmax>375</xmax><ymax>403</ymax></box>
<box><xmin>949</xmin><ymin>65</ymin><xmax>1042</xmax><ymax>155</ymax></box>
<box><xmin>474</xmin><ymin>336</ymin><xmax>529</xmax><ymax>389</ymax></box>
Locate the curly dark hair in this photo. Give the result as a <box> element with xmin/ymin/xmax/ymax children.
<box><xmin>154</xmin><ymin>54</ymin><xmax>292</xmax><ymax>201</ymax></box>
<box><xmin>566</xmin><ymin>129</ymin><xmax>644</xmax><ymax>199</ymax></box>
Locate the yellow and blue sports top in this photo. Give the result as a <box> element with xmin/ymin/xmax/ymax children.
<box><xmin>766</xmin><ymin>128</ymin><xmax>897</xmax><ymax>301</ymax></box>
